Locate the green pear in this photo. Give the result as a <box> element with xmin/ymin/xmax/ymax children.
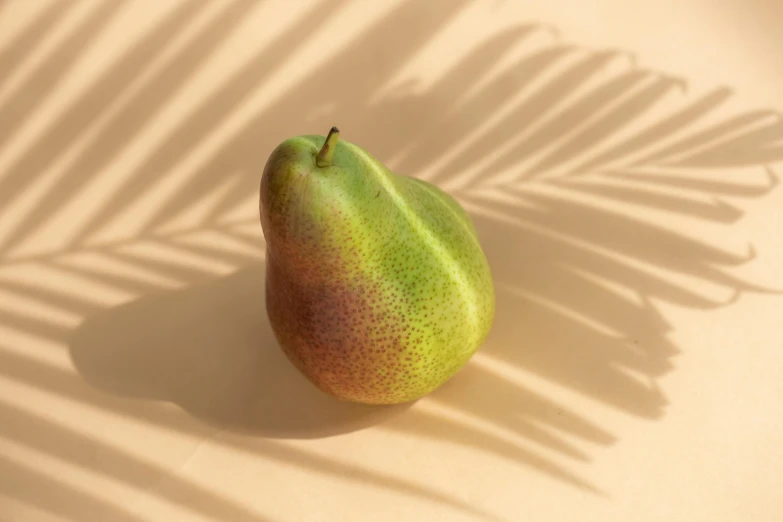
<box><xmin>259</xmin><ymin>126</ymin><xmax>495</xmax><ymax>405</ymax></box>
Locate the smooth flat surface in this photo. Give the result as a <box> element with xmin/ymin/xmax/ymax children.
<box><xmin>1</xmin><ymin>1</ymin><xmax>782</xmax><ymax>521</ymax></box>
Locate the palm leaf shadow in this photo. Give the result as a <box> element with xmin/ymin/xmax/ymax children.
<box><xmin>0</xmin><ymin>0</ymin><xmax>74</xmax><ymax>92</ymax></box>
<box><xmin>0</xmin><ymin>0</ymin><xmax>130</xmax><ymax>148</ymax></box>
<box><xmin>1</xmin><ymin>0</ymin><xmax>782</xmax><ymax>519</ymax></box>
<box><xmin>0</xmin><ymin>0</ymin><xmax>209</xmax><ymax>221</ymax></box>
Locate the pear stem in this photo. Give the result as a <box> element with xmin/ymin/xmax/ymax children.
<box><xmin>316</xmin><ymin>126</ymin><xmax>340</xmax><ymax>167</ymax></box>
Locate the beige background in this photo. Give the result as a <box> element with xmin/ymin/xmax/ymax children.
<box><xmin>1</xmin><ymin>0</ymin><xmax>783</xmax><ymax>521</ymax></box>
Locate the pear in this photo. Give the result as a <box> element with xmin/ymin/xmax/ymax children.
<box><xmin>259</xmin><ymin>127</ymin><xmax>495</xmax><ymax>405</ymax></box>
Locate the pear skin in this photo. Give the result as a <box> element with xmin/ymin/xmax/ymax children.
<box><xmin>259</xmin><ymin>127</ymin><xmax>495</xmax><ymax>405</ymax></box>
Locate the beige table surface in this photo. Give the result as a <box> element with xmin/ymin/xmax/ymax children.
<box><xmin>1</xmin><ymin>1</ymin><xmax>783</xmax><ymax>521</ymax></box>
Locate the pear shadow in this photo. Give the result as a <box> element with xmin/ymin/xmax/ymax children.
<box><xmin>68</xmin><ymin>263</ymin><xmax>410</xmax><ymax>439</ymax></box>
